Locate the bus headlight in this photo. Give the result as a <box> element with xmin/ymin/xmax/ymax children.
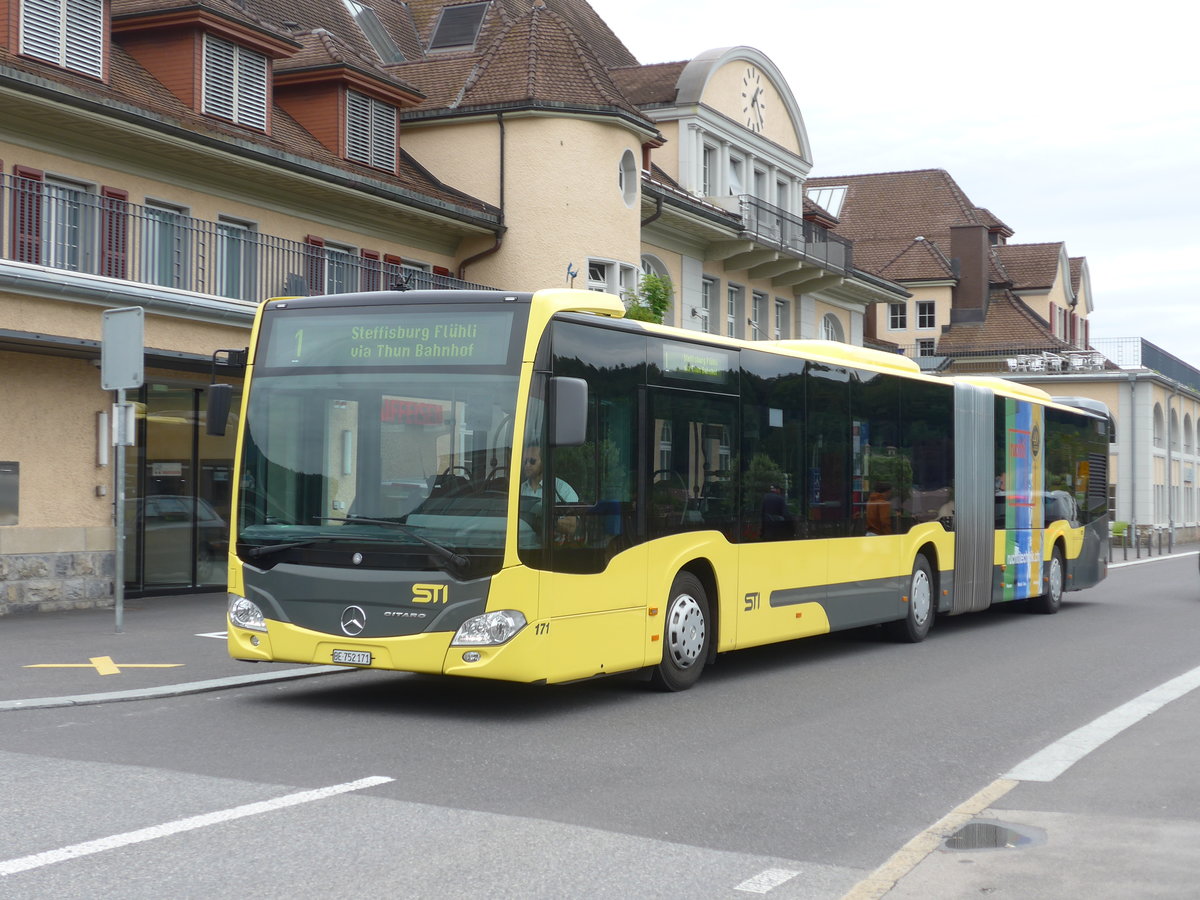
<box><xmin>228</xmin><ymin>593</ymin><xmax>267</xmax><ymax>633</ymax></box>
<box><xmin>451</xmin><ymin>610</ymin><xmax>527</xmax><ymax>646</ymax></box>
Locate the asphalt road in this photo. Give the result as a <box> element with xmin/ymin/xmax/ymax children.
<box><xmin>2</xmin><ymin>552</ymin><xmax>1198</xmax><ymax>898</ymax></box>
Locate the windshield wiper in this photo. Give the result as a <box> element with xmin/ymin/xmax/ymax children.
<box><xmin>314</xmin><ymin>516</ymin><xmax>470</xmax><ymax>572</ymax></box>
<box><xmin>241</xmin><ymin>534</ymin><xmax>364</xmax><ymax>561</ymax></box>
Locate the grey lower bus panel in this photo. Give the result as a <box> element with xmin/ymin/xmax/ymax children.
<box><xmin>951</xmin><ymin>381</ymin><xmax>994</xmax><ymax>614</ymax></box>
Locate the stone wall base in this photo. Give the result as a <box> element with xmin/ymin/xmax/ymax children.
<box><xmin>0</xmin><ymin>551</ymin><xmax>114</xmax><ymax>616</ymax></box>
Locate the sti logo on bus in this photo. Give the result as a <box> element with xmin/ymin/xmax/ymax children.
<box><xmin>412</xmin><ymin>584</ymin><xmax>448</xmax><ymax>604</ymax></box>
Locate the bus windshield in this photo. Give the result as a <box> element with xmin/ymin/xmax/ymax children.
<box><xmin>238</xmin><ymin>370</ymin><xmax>521</xmax><ymax>575</ymax></box>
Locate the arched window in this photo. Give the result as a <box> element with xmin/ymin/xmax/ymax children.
<box><xmin>619</xmin><ymin>149</ymin><xmax>637</xmax><ymax>207</ymax></box>
<box><xmin>1170</xmin><ymin>408</ymin><xmax>1180</xmax><ymax>451</ymax></box>
<box><xmin>1153</xmin><ymin>403</ymin><xmax>1165</xmax><ymax>449</ymax></box>
<box><xmin>1186</xmin><ymin>414</ymin><xmax>1195</xmax><ymax>455</ymax></box>
<box><xmin>821</xmin><ymin>313</ymin><xmax>845</xmax><ymax>343</ymax></box>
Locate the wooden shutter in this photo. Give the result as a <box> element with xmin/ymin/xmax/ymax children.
<box><xmin>12</xmin><ymin>165</ymin><xmax>44</xmax><ymax>264</ymax></box>
<box><xmin>99</xmin><ymin>186</ymin><xmax>129</xmax><ymax>279</ymax></box>
<box><xmin>360</xmin><ymin>249</ymin><xmax>381</xmax><ymax>292</ymax></box>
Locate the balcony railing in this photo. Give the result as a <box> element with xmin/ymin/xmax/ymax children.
<box><xmin>891</xmin><ymin>343</ymin><xmax>1115</xmax><ymax>375</ymax></box>
<box><xmin>736</xmin><ymin>194</ymin><xmax>853</xmax><ymax>275</ymax></box>
<box><xmin>0</xmin><ymin>172</ymin><xmax>494</xmax><ymax>301</ymax></box>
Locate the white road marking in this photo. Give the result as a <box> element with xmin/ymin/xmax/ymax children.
<box><xmin>1005</xmin><ymin>662</ymin><xmax>1200</xmax><ymax>782</ymax></box>
<box><xmin>195</xmin><ymin>631</ymin><xmax>228</xmax><ymax>639</ymax></box>
<box><xmin>0</xmin><ymin>776</ymin><xmax>393</xmax><ymax>877</ymax></box>
<box><xmin>735</xmin><ymin>867</ymin><xmax>802</xmax><ymax>893</ymax></box>
<box><xmin>1109</xmin><ymin>549</ymin><xmax>1197</xmax><ymax>569</ymax></box>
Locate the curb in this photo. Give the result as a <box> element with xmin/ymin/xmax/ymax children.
<box><xmin>0</xmin><ymin>665</ymin><xmax>352</xmax><ymax>711</ymax></box>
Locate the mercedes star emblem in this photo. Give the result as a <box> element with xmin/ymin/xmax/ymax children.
<box><xmin>340</xmin><ymin>605</ymin><xmax>366</xmax><ymax>636</ymax></box>
<box><xmin>352</xmin><ymin>552</ymin><xmax>363</xmax><ymax>565</ymax></box>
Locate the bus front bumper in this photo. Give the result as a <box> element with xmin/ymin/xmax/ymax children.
<box><xmin>228</xmin><ymin>617</ymin><xmax>546</xmax><ymax>683</ymax></box>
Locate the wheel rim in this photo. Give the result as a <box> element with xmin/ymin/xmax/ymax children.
<box><xmin>910</xmin><ymin>568</ymin><xmax>932</xmax><ymax>626</ymax></box>
<box><xmin>665</xmin><ymin>593</ymin><xmax>705</xmax><ymax>669</ymax></box>
<box><xmin>1048</xmin><ymin>555</ymin><xmax>1063</xmax><ymax>603</ymax></box>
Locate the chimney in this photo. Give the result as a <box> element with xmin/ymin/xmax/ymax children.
<box><xmin>949</xmin><ymin>223</ymin><xmax>989</xmax><ymax>324</ymax></box>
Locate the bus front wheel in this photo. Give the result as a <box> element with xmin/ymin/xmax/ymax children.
<box><xmin>1030</xmin><ymin>546</ymin><xmax>1064</xmax><ymax>614</ymax></box>
<box><xmin>884</xmin><ymin>555</ymin><xmax>934</xmax><ymax>643</ymax></box>
<box><xmin>650</xmin><ymin>572</ymin><xmax>710</xmax><ymax>691</ymax></box>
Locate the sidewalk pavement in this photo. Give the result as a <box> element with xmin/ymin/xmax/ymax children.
<box><xmin>4</xmin><ymin>554</ymin><xmax>1200</xmax><ymax>899</ymax></box>
<box><xmin>0</xmin><ymin>591</ymin><xmax>347</xmax><ymax>710</ymax></box>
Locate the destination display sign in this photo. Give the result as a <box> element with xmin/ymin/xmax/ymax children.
<box><xmin>661</xmin><ymin>344</ymin><xmax>733</xmax><ymax>384</ymax></box>
<box><xmin>260</xmin><ymin>309</ymin><xmax>516</xmax><ymax>368</ymax></box>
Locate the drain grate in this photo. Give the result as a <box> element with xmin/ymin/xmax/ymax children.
<box><xmin>944</xmin><ymin>819</ymin><xmax>1046</xmax><ymax>851</ymax></box>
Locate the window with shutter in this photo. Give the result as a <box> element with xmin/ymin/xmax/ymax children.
<box><xmin>19</xmin><ymin>0</ymin><xmax>104</xmax><ymax>78</ymax></box>
<box><xmin>360</xmin><ymin>250</ymin><xmax>382</xmax><ymax>292</ymax></box>
<box><xmin>99</xmin><ymin>187</ymin><xmax>129</xmax><ymax>280</ymax></box>
<box><xmin>203</xmin><ymin>35</ymin><xmax>268</xmax><ymax>130</ymax></box>
<box><xmin>345</xmin><ymin>91</ymin><xmax>396</xmax><ymax>172</ymax></box>
<box><xmin>11</xmin><ymin>167</ymin><xmax>44</xmax><ymax>265</ymax></box>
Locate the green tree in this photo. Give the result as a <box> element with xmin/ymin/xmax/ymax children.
<box><xmin>625</xmin><ymin>273</ymin><xmax>673</xmax><ymax>323</ymax></box>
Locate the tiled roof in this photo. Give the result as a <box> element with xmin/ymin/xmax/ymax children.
<box><xmin>876</xmin><ymin>237</ymin><xmax>955</xmax><ymax>281</ymax></box>
<box><xmin>936</xmin><ymin>289</ymin><xmax>1067</xmax><ymax>354</ymax></box>
<box><xmin>610</xmin><ymin>61</ymin><xmax>686</xmax><ymax>106</ymax></box>
<box><xmin>805</xmin><ymin>168</ymin><xmax>991</xmax><ymax>279</ymax></box>
<box><xmin>1069</xmin><ymin>257</ymin><xmax>1084</xmax><ymax>294</ymax></box>
<box><xmin>112</xmin><ymin>0</ymin><xmax>293</xmax><ymax>42</ymax></box>
<box><xmin>445</xmin><ymin>5</ymin><xmax>642</xmax><ymax>115</ymax></box>
<box><xmin>996</xmin><ymin>242</ymin><xmax>1063</xmax><ymax>292</ymax></box>
<box><xmin>0</xmin><ymin>42</ymin><xmax>496</xmax><ymax>217</ymax></box>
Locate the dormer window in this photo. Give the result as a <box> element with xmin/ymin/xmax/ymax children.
<box><xmin>346</xmin><ymin>91</ymin><xmax>397</xmax><ymax>172</ymax></box>
<box><xmin>202</xmin><ymin>35</ymin><xmax>268</xmax><ymax>131</ymax></box>
<box><xmin>428</xmin><ymin>2</ymin><xmax>488</xmax><ymax>51</ymax></box>
<box><xmin>20</xmin><ymin>0</ymin><xmax>104</xmax><ymax>78</ymax></box>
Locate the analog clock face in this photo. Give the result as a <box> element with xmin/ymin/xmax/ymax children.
<box><xmin>742</xmin><ymin>67</ymin><xmax>765</xmax><ymax>133</ymax></box>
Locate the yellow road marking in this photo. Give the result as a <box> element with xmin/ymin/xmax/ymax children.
<box><xmin>23</xmin><ymin>656</ymin><xmax>184</xmax><ymax>676</ymax></box>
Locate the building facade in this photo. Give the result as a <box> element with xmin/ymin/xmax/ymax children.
<box><xmin>0</xmin><ymin>0</ymin><xmax>906</xmax><ymax>613</ymax></box>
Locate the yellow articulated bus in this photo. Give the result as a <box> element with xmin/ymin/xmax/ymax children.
<box><xmin>209</xmin><ymin>288</ymin><xmax>1110</xmax><ymax>691</ymax></box>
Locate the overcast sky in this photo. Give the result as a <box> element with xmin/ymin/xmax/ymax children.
<box><xmin>593</xmin><ymin>0</ymin><xmax>1199</xmax><ymax>367</ymax></box>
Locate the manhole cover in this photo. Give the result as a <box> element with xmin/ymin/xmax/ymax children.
<box><xmin>944</xmin><ymin>819</ymin><xmax>1045</xmax><ymax>851</ymax></box>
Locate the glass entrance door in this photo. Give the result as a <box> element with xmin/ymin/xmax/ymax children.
<box><xmin>124</xmin><ymin>381</ymin><xmax>238</xmax><ymax>592</ymax></box>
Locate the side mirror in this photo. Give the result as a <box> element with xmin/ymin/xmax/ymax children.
<box><xmin>206</xmin><ymin>383</ymin><xmax>233</xmax><ymax>436</ymax></box>
<box><xmin>549</xmin><ymin>376</ymin><xmax>587</xmax><ymax>447</ymax></box>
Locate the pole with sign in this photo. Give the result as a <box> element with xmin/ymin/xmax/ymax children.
<box><xmin>101</xmin><ymin>307</ymin><xmax>144</xmax><ymax>634</ymax></box>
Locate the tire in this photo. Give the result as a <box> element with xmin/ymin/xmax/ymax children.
<box><xmin>650</xmin><ymin>572</ymin><xmax>711</xmax><ymax>691</ymax></box>
<box><xmin>1030</xmin><ymin>546</ymin><xmax>1064</xmax><ymax>614</ymax></box>
<box><xmin>884</xmin><ymin>555</ymin><xmax>935</xmax><ymax>642</ymax></box>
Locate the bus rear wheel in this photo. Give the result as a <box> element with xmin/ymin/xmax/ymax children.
<box><xmin>1030</xmin><ymin>546</ymin><xmax>1064</xmax><ymax>614</ymax></box>
<box><xmin>884</xmin><ymin>555</ymin><xmax>934</xmax><ymax>643</ymax></box>
<box><xmin>650</xmin><ymin>572</ymin><xmax>710</xmax><ymax>691</ymax></box>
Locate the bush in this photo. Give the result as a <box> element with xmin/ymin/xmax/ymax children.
<box><xmin>625</xmin><ymin>273</ymin><xmax>673</xmax><ymax>324</ymax></box>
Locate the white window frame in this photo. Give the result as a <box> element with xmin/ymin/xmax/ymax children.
<box><xmin>728</xmin><ymin>156</ymin><xmax>744</xmax><ymax>196</ymax></box>
<box><xmin>699</xmin><ymin>276</ymin><xmax>716</xmax><ymax>333</ymax></box>
<box><xmin>888</xmin><ymin>302</ymin><xmax>907</xmax><ymax>330</ymax></box>
<box><xmin>821</xmin><ymin>313</ymin><xmax>845</xmax><ymax>342</ymax></box>
<box><xmin>916</xmin><ymin>338</ymin><xmax>936</xmax><ymax>357</ymax></box>
<box><xmin>142</xmin><ymin>199</ymin><xmax>190</xmax><ymax>289</ymax></box>
<box><xmin>43</xmin><ymin>175</ymin><xmax>96</xmax><ymax>272</ymax></box>
<box><xmin>916</xmin><ymin>300</ymin><xmax>936</xmax><ymax>330</ymax></box>
<box><xmin>20</xmin><ymin>0</ymin><xmax>104</xmax><ymax>78</ymax></box>
<box><xmin>202</xmin><ymin>34</ymin><xmax>268</xmax><ymax>131</ymax></box>
<box><xmin>323</xmin><ymin>240</ymin><xmax>357</xmax><ymax>295</ymax></box>
<box><xmin>346</xmin><ymin>90</ymin><xmax>397</xmax><ymax>171</ymax></box>
<box><xmin>701</xmin><ymin>145</ymin><xmax>716</xmax><ymax>197</ymax></box>
<box><xmin>751</xmin><ymin>290</ymin><xmax>767</xmax><ymax>340</ymax></box>
<box><xmin>726</xmin><ymin>284</ymin><xmax>743</xmax><ymax>338</ymax></box>
<box><xmin>774</xmin><ymin>299</ymin><xmax>787</xmax><ymax>340</ymax></box>
<box><xmin>216</xmin><ymin>216</ymin><xmax>257</xmax><ymax>300</ymax></box>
